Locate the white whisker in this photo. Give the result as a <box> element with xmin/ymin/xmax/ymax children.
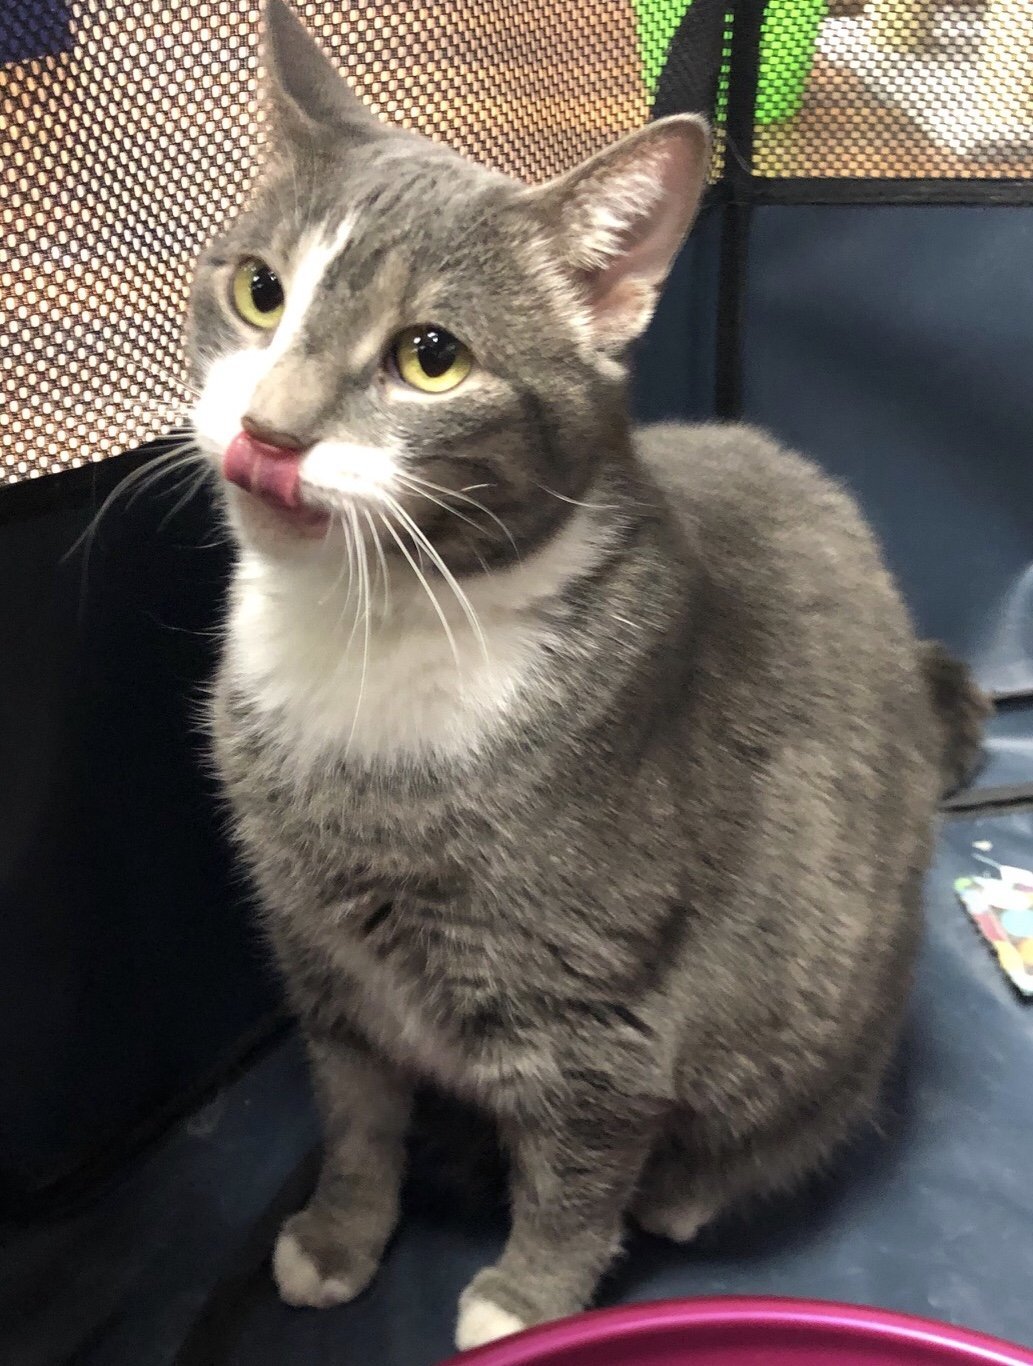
<box><xmin>362</xmin><ymin>505</ymin><xmax>391</xmax><ymax>619</ymax></box>
<box><xmin>384</xmin><ymin>494</ymin><xmax>489</xmax><ymax>665</ymax></box>
<box><xmin>535</xmin><ymin>483</ymin><xmax>621</xmax><ymax>511</ymax></box>
<box><xmin>377</xmin><ymin>508</ymin><xmax>462</xmax><ymax>674</ymax></box>
<box><xmin>318</xmin><ymin>512</ymin><xmax>352</xmax><ymax>608</ymax></box>
<box><xmin>332</xmin><ymin>513</ymin><xmax>362</xmax><ymax>661</ymax></box>
<box><xmin>343</xmin><ymin>502</ymin><xmax>358</xmax><ymax>605</ymax></box>
<box><xmin>122</xmin><ymin>447</ymin><xmax>204</xmax><ymax>512</ymax></box>
<box><xmin>156</xmin><ymin>460</ymin><xmax>216</xmax><ymax>532</ymax></box>
<box><xmin>65</xmin><ymin>442</ymin><xmax>203</xmax><ymax>562</ymax></box>
<box><xmin>344</xmin><ymin>508</ymin><xmax>368</xmax><ymax>654</ymax></box>
<box><xmin>346</xmin><ymin>503</ymin><xmax>372</xmax><ymax>753</ymax></box>
<box><xmin>394</xmin><ymin>472</ymin><xmax>488</xmax><ymax>538</ymax></box>
<box><xmin>398</xmin><ymin>472</ymin><xmax>519</xmax><ymax>559</ymax></box>
<box><xmin>64</xmin><ymin>440</ymin><xmax>208</xmax><ymax>621</ymax></box>
<box><xmin>125</xmin><ymin>363</ymin><xmax>202</xmax><ymax>401</ymax></box>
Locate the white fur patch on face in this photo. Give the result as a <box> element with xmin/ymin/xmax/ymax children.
<box><xmin>191</xmin><ymin>216</ymin><xmax>355</xmax><ymax>460</ymax></box>
<box><xmin>264</xmin><ymin>216</ymin><xmax>355</xmax><ymax>369</ymax></box>
<box><xmin>302</xmin><ymin>440</ymin><xmax>399</xmax><ymax>504</ymax></box>
<box><xmin>192</xmin><ymin>349</ymin><xmax>270</xmax><ymax>458</ymax></box>
<box><xmin>455</xmin><ymin>1295</ymin><xmax>527</xmax><ymax>1351</ymax></box>
<box><xmin>225</xmin><ymin>505</ymin><xmax>612</xmax><ymax>766</ymax></box>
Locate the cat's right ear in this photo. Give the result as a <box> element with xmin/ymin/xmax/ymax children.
<box><xmin>260</xmin><ymin>0</ymin><xmax>386</xmax><ymax>148</ymax></box>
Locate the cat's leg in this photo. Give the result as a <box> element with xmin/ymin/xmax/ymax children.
<box><xmin>630</xmin><ymin>1130</ymin><xmax>727</xmax><ymax>1243</ymax></box>
<box><xmin>273</xmin><ymin>1028</ymin><xmax>412</xmax><ymax>1308</ymax></box>
<box><xmin>632</xmin><ymin>1046</ymin><xmax>892</xmax><ymax>1244</ymax></box>
<box><xmin>631</xmin><ymin>1123</ymin><xmax>836</xmax><ymax>1244</ymax></box>
<box><xmin>633</xmin><ymin>868</ymin><xmax>920</xmax><ymax>1246</ymax></box>
<box><xmin>455</xmin><ymin>1101</ymin><xmax>656</xmax><ymax>1350</ymax></box>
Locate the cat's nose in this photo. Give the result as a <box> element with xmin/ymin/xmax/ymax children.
<box><xmin>240</xmin><ymin>413</ymin><xmax>308</xmax><ymax>453</ymax></box>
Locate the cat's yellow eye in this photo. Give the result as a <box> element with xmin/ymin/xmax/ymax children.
<box><xmin>391</xmin><ymin>324</ymin><xmax>472</xmax><ymax>394</ymax></box>
<box><xmin>231</xmin><ymin>258</ymin><xmax>285</xmax><ymax>330</ymax></box>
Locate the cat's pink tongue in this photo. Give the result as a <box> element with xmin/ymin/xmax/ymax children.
<box><xmin>223</xmin><ymin>432</ymin><xmax>303</xmax><ymax>509</ymax></box>
<box><xmin>222</xmin><ymin>433</ymin><xmax>329</xmax><ymax>535</ymax></box>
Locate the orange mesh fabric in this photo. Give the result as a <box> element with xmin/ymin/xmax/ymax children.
<box><xmin>1</xmin><ymin>1</ymin><xmax>656</xmax><ymax>484</ymax></box>
<box><xmin>6</xmin><ymin>2</ymin><xmax>1032</xmax><ymax>485</ymax></box>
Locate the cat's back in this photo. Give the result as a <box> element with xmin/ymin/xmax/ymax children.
<box><xmin>637</xmin><ymin>421</ymin><xmax>886</xmax><ymax>593</ymax></box>
<box><xmin>636</xmin><ymin>420</ymin><xmax>912</xmax><ymax>660</ymax></box>
<box><xmin>634</xmin><ymin>420</ymin><xmax>933</xmax><ymax>784</ymax></box>
<box><xmin>631</xmin><ymin>423</ymin><xmax>936</xmax><ymax>1062</ymax></box>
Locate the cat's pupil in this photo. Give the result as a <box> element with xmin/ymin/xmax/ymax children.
<box><xmin>415</xmin><ymin>327</ymin><xmax>458</xmax><ymax>378</ymax></box>
<box><xmin>249</xmin><ymin>263</ymin><xmax>283</xmax><ymax>314</ymax></box>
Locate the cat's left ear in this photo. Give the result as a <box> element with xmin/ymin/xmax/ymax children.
<box><xmin>527</xmin><ymin>115</ymin><xmax>710</xmax><ymax>350</ymax></box>
<box><xmin>260</xmin><ymin>0</ymin><xmax>387</xmax><ymax>147</ymax></box>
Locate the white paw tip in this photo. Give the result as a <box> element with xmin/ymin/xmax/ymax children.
<box><xmin>456</xmin><ymin>1295</ymin><xmax>527</xmax><ymax>1351</ymax></box>
<box><xmin>635</xmin><ymin>1203</ymin><xmax>710</xmax><ymax>1244</ymax></box>
<box><xmin>272</xmin><ymin>1229</ymin><xmax>353</xmax><ymax>1309</ymax></box>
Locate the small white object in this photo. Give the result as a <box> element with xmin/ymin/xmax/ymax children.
<box><xmin>996</xmin><ymin>866</ymin><xmax>1033</xmax><ymax>887</ymax></box>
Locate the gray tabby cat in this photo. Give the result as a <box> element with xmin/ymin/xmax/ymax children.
<box><xmin>187</xmin><ymin>0</ymin><xmax>986</xmax><ymax>1350</ymax></box>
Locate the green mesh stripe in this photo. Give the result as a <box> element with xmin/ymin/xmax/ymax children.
<box><xmin>633</xmin><ymin>0</ymin><xmax>828</xmax><ymax>128</ymax></box>
<box><xmin>631</xmin><ymin>0</ymin><xmax>690</xmax><ymax>97</ymax></box>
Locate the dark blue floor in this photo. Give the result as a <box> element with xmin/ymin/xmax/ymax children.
<box><xmin>4</xmin><ymin>813</ymin><xmax>1032</xmax><ymax>1366</ymax></box>
<box><xmin>0</xmin><ymin>1041</ymin><xmax>316</xmax><ymax>1366</ymax></box>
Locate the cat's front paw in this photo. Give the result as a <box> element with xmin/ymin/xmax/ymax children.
<box><xmin>272</xmin><ymin>1209</ymin><xmax>382</xmax><ymax>1309</ymax></box>
<box><xmin>456</xmin><ymin>1291</ymin><xmax>527</xmax><ymax>1351</ymax></box>
<box><xmin>456</xmin><ymin>1273</ymin><xmax>532</xmax><ymax>1349</ymax></box>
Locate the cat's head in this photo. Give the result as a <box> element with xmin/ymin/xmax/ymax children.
<box><xmin>187</xmin><ymin>0</ymin><xmax>708</xmax><ymax>573</ymax></box>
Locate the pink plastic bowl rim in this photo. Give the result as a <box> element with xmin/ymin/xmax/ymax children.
<box><xmin>444</xmin><ymin>1297</ymin><xmax>1033</xmax><ymax>1366</ymax></box>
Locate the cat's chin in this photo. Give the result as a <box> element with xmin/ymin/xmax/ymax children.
<box><xmin>228</xmin><ymin>487</ymin><xmax>333</xmax><ymax>544</ymax></box>
<box><xmin>219</xmin><ymin>432</ymin><xmax>333</xmax><ymax>543</ymax></box>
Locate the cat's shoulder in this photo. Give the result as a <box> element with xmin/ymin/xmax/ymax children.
<box><xmin>635</xmin><ymin>420</ymin><xmax>836</xmax><ymax>496</ymax></box>
<box><xmin>633</xmin><ymin>420</ymin><xmax>893</xmax><ymax>609</ymax></box>
<box><xmin>634</xmin><ymin>420</ymin><xmax>866</xmax><ymax>541</ymax></box>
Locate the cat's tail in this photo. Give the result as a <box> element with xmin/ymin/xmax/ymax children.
<box><xmin>918</xmin><ymin>641</ymin><xmax>990</xmax><ymax>798</ymax></box>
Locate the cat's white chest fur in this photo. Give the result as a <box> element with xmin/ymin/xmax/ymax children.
<box><xmin>224</xmin><ymin>508</ymin><xmax>608</xmax><ymax>766</ymax></box>
<box><xmin>227</xmin><ymin>574</ymin><xmax>538</xmax><ymax>764</ymax></box>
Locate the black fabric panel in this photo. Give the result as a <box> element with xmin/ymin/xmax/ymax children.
<box><xmin>0</xmin><ymin>457</ymin><xmax>280</xmax><ymax>1208</ymax></box>
<box><xmin>633</xmin><ymin>203</ymin><xmax>721</xmax><ymax>425</ymax></box>
<box><xmin>749</xmin><ymin>178</ymin><xmax>1033</xmax><ymax>209</ymax></box>
<box><xmin>651</xmin><ymin>0</ymin><xmax>728</xmax><ymax>125</ymax></box>
<box><xmin>0</xmin><ymin>0</ymin><xmax>71</xmax><ymax>64</ymax></box>
<box><xmin>740</xmin><ymin>205</ymin><xmax>1033</xmax><ymax>700</ymax></box>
